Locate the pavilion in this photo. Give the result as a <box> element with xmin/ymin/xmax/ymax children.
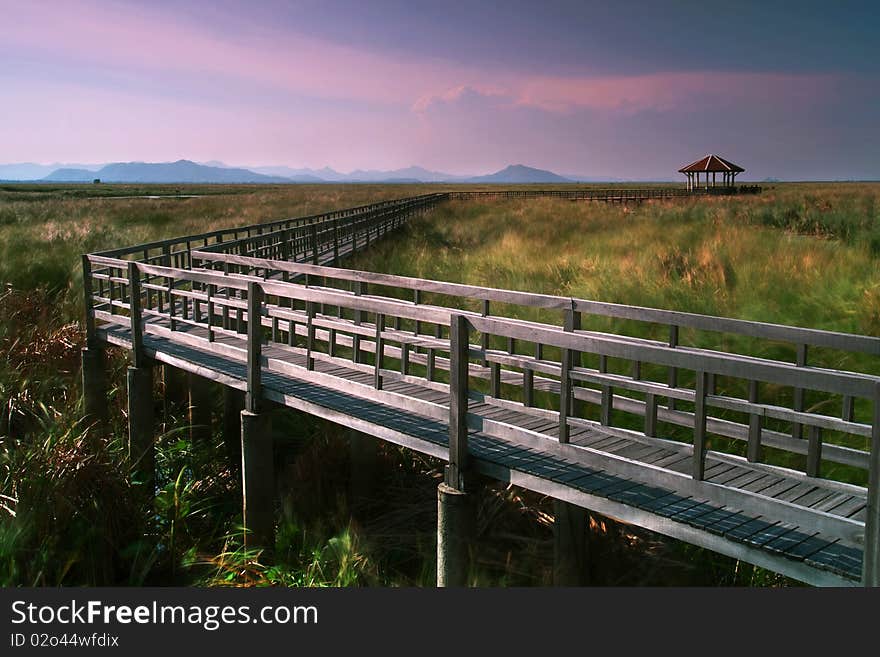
<box><xmin>679</xmin><ymin>154</ymin><xmax>744</xmax><ymax>192</ymax></box>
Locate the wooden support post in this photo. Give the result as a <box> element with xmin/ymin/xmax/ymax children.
<box><xmin>863</xmin><ymin>384</ymin><xmax>880</xmax><ymax>586</ymax></box>
<box><xmin>446</xmin><ymin>314</ymin><xmax>470</xmax><ymax>490</ymax></box>
<box><xmin>81</xmin><ymin>346</ymin><xmax>108</xmax><ymax>429</ymax></box>
<box><xmin>247</xmin><ymin>282</ymin><xmax>263</xmax><ymax>412</ymax></box>
<box><xmin>349</xmin><ymin>428</ymin><xmax>379</xmax><ymax>505</ymax></box>
<box><xmin>241</xmin><ymin>409</ymin><xmax>274</xmax><ymax>552</ymax></box>
<box><xmin>438</xmin><ymin>315</ymin><xmax>477</xmax><ymax>586</ymax></box>
<box><xmin>163</xmin><ymin>364</ymin><xmax>186</xmax><ymax>424</ymax></box>
<box><xmin>127</xmin><ymin>363</ymin><xmax>155</xmax><ymax>489</ymax></box>
<box><xmin>558</xmin><ymin>306</ymin><xmax>580</xmax><ymax>443</ymax></box>
<box><xmin>187</xmin><ymin>372</ymin><xmax>212</xmax><ymax>447</ymax></box>
<box><xmin>693</xmin><ymin>371</ymin><xmax>709</xmax><ymax>480</ymax></box>
<box><xmin>437</xmin><ymin>481</ymin><xmax>474</xmax><ymax>587</ymax></box>
<box><xmin>333</xmin><ymin>218</ymin><xmax>340</xmax><ymax>265</ymax></box>
<box><xmin>126</xmin><ymin>260</ymin><xmax>155</xmax><ymax>485</ymax></box>
<box><xmin>553</xmin><ymin>499</ymin><xmax>589</xmax><ymax>586</ymax></box>
<box><xmin>222</xmin><ymin>387</ymin><xmax>245</xmax><ymax>472</ymax></box>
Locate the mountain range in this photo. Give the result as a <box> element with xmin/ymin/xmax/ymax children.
<box><xmin>0</xmin><ymin>160</ymin><xmax>580</xmax><ymax>184</ymax></box>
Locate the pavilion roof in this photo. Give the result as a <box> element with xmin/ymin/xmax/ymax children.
<box><xmin>678</xmin><ymin>154</ymin><xmax>744</xmax><ymax>173</ymax></box>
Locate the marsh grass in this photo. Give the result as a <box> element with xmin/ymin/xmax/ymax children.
<box><xmin>1</xmin><ymin>182</ymin><xmax>878</xmax><ymax>587</ymax></box>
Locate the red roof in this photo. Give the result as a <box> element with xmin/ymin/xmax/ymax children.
<box><xmin>678</xmin><ymin>154</ymin><xmax>744</xmax><ymax>173</ymax></box>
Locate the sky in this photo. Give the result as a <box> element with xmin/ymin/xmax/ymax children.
<box><xmin>1</xmin><ymin>0</ymin><xmax>878</xmax><ymax>180</ymax></box>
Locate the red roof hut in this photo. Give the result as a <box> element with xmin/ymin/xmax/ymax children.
<box><xmin>679</xmin><ymin>154</ymin><xmax>744</xmax><ymax>192</ymax></box>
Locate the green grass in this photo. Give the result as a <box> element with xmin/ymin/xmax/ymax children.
<box><xmin>1</xmin><ymin>181</ymin><xmax>878</xmax><ymax>587</ymax></box>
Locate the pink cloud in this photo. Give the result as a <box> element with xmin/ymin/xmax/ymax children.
<box><xmin>416</xmin><ymin>72</ymin><xmax>837</xmax><ymax>117</ymax></box>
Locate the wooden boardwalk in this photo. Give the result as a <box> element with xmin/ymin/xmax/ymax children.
<box><xmin>82</xmin><ymin>190</ymin><xmax>879</xmax><ymax>587</ymax></box>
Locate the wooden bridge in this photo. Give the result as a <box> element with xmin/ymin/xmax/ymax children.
<box><xmin>81</xmin><ymin>190</ymin><xmax>879</xmax><ymax>587</ymax></box>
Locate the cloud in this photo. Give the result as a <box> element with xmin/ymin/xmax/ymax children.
<box><xmin>415</xmin><ymin>71</ymin><xmax>838</xmax><ymax>118</ymax></box>
<box><xmin>412</xmin><ymin>85</ymin><xmax>512</xmax><ymax>113</ymax></box>
<box><xmin>4</xmin><ymin>1</ymin><xmax>835</xmax><ymax>118</ymax></box>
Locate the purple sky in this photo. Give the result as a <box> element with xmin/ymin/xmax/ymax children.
<box><xmin>2</xmin><ymin>0</ymin><xmax>878</xmax><ymax>179</ymax></box>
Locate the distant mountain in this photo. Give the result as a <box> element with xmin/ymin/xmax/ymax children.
<box><xmin>251</xmin><ymin>164</ymin><xmax>464</xmax><ymax>182</ymax></box>
<box><xmin>43</xmin><ymin>160</ymin><xmax>292</xmax><ymax>183</ymax></box>
<box><xmin>562</xmin><ymin>173</ymin><xmax>631</xmax><ymax>183</ymax></box>
<box><xmin>42</xmin><ymin>168</ymin><xmax>98</xmax><ymax>182</ymax></box>
<box><xmin>344</xmin><ymin>166</ymin><xmax>464</xmax><ymax>183</ymax></box>
<box><xmin>251</xmin><ymin>165</ymin><xmax>347</xmax><ymax>181</ymax></box>
<box><xmin>0</xmin><ymin>162</ymin><xmax>102</xmax><ymax>181</ymax></box>
<box><xmin>464</xmin><ymin>164</ymin><xmax>572</xmax><ymax>184</ymax></box>
<box><xmin>16</xmin><ymin>159</ymin><xmax>577</xmax><ymax>184</ymax></box>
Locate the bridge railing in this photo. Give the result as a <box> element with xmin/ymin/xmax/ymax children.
<box><xmin>90</xmin><ymin>193</ymin><xmax>448</xmax><ymax>267</ymax></box>
<box><xmin>195</xmin><ymin>193</ymin><xmax>444</xmax><ymax>264</ymax></box>
<box><xmin>189</xmin><ymin>252</ymin><xmax>880</xmax><ymax>423</ymax></box>
<box><xmin>79</xmin><ymin>252</ymin><xmax>880</xmax><ymax>580</ymax></box>
<box><xmin>82</xmin><ymin>193</ymin><xmax>446</xmax><ymax>342</ymax></box>
<box><xmin>82</xmin><ymin>257</ymin><xmax>880</xmax><ymax>581</ymax></box>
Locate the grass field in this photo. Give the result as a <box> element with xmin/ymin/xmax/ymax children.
<box><xmin>1</xmin><ymin>181</ymin><xmax>878</xmax><ymax>586</ymax></box>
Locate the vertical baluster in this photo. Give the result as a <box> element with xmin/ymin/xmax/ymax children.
<box><xmin>427</xmin><ymin>323</ymin><xmax>437</xmax><ymax>382</ymax></box>
<box><xmin>374</xmin><ymin>313</ymin><xmax>385</xmax><ymax>389</ymax></box>
<box><xmin>806</xmin><ymin>425</ymin><xmax>823</xmax><ymax>477</ymax></box>
<box><xmin>353</xmin><ymin>281</ymin><xmax>365</xmax><ymax>364</ymax></box>
<box><xmin>207</xmin><ymin>283</ymin><xmax>216</xmax><ymax>343</ymax></box>
<box><xmin>490</xmin><ymin>361</ymin><xmax>501</xmax><ymax>398</ymax></box>
<box><xmin>747</xmin><ymin>380</ymin><xmax>762</xmax><ymax>462</ymax></box>
<box><xmin>167</xmin><ymin>275</ymin><xmax>175</xmax><ymax>331</ymax></box>
<box><xmin>523</xmin><ymin>343</ymin><xmax>537</xmax><ymax>408</ymax></box>
<box><xmin>667</xmin><ymin>325</ymin><xmax>679</xmax><ymax>410</ymax></box>
<box><xmin>108</xmin><ymin>269</ymin><xmax>116</xmax><ymax>316</ymax></box>
<box><xmin>792</xmin><ymin>344</ymin><xmax>808</xmax><ymax>440</ymax></box>
<box><xmin>693</xmin><ymin>371</ymin><xmax>709</xmax><ymax>480</ymax></box>
<box><xmin>414</xmin><ymin>289</ymin><xmax>422</xmax><ymax>338</ymax></box>
<box><xmin>306</xmin><ymin>301</ymin><xmax>315</xmax><ymax>371</ymax></box>
<box><xmin>481</xmin><ymin>300</ymin><xmax>490</xmax><ymax>367</ymax></box>
<box><xmin>645</xmin><ymin>392</ymin><xmax>658</xmax><ymax>437</ymax></box>
<box><xmin>842</xmin><ymin>395</ymin><xmax>855</xmax><ymax>422</ymax></box>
